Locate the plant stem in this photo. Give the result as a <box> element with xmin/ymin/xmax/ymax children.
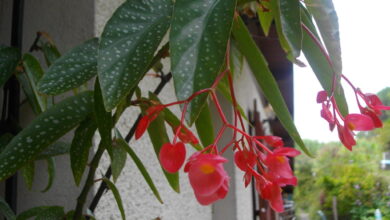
<box><xmin>73</xmin><ymin>142</ymin><xmax>106</xmax><ymax>220</ymax></box>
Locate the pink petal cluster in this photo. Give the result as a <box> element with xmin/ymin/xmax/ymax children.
<box><xmin>316</xmin><ymin>88</ymin><xmax>389</xmax><ymax>150</ymax></box>
<box><xmin>184</xmin><ymin>153</ymin><xmax>229</xmax><ymax>205</ymax></box>
<box><xmin>234</xmin><ymin>137</ymin><xmax>300</xmax><ymax>213</ymax></box>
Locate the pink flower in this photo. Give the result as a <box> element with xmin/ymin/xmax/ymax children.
<box><xmin>337</xmin><ymin>125</ymin><xmax>355</xmax><ymax>151</ymax></box>
<box><xmin>321</xmin><ymin>103</ymin><xmax>335</xmax><ymax>131</ymax></box>
<box><xmin>337</xmin><ymin>114</ymin><xmax>374</xmax><ymax>150</ymax></box>
<box><xmin>159</xmin><ymin>142</ymin><xmax>186</xmax><ymax>173</ymax></box>
<box><xmin>234</xmin><ymin>149</ymin><xmax>257</xmax><ymax>172</ymax></box>
<box><xmin>256</xmin><ymin>136</ymin><xmax>284</xmax><ymax>148</ymax></box>
<box><xmin>364</xmin><ymin>93</ymin><xmax>390</xmax><ymax>113</ymax></box>
<box><xmin>135</xmin><ymin>105</ymin><xmax>164</xmax><ymax>139</ymax></box>
<box><xmin>184</xmin><ymin>153</ymin><xmax>229</xmax><ymax>205</ymax></box>
<box><xmin>316</xmin><ymin>90</ymin><xmax>328</xmax><ymax>103</ymax></box>
<box><xmin>256</xmin><ymin>179</ymin><xmax>284</xmax><ymax>213</ymax></box>
<box><xmin>264</xmin><ymin>147</ymin><xmax>300</xmax><ymax>187</ymax></box>
<box><xmin>172</xmin><ymin>126</ymin><xmax>199</xmax><ymax>145</ymax></box>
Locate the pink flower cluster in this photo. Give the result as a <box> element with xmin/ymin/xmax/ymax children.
<box><xmin>317</xmin><ymin>76</ymin><xmax>390</xmax><ymax>150</ymax></box>
<box><xmin>135</xmin><ymin>100</ymin><xmax>300</xmax><ymax>212</ymax></box>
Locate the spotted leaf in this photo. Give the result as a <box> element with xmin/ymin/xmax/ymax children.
<box><xmin>98</xmin><ymin>0</ymin><xmax>173</xmax><ymax>111</ymax></box>
<box><xmin>0</xmin><ymin>91</ymin><xmax>94</xmax><ymax>181</ymax></box>
<box><xmin>170</xmin><ymin>0</ymin><xmax>237</xmax><ymax>124</ymax></box>
<box><xmin>38</xmin><ymin>38</ymin><xmax>98</xmax><ymax>95</ymax></box>
<box><xmin>0</xmin><ymin>46</ymin><xmax>20</xmax><ymax>88</ymax></box>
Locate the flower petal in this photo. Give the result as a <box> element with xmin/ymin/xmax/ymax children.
<box><xmin>135</xmin><ymin>116</ymin><xmax>150</xmax><ymax>140</ymax></box>
<box><xmin>345</xmin><ymin>114</ymin><xmax>375</xmax><ymax>131</ymax></box>
<box><xmin>159</xmin><ymin>142</ymin><xmax>186</xmax><ymax>173</ymax></box>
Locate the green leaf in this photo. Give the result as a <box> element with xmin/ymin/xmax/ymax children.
<box><xmin>304</xmin><ymin>0</ymin><xmax>342</xmax><ymax>76</ymax></box>
<box><xmin>268</xmin><ymin>0</ymin><xmax>296</xmax><ymax>61</ymax></box>
<box><xmin>232</xmin><ymin>17</ymin><xmax>312</xmax><ymax>157</ymax></box>
<box><xmin>39</xmin><ymin>41</ymin><xmax>61</xmax><ymax>67</ymax></box>
<box><xmin>17</xmin><ymin>206</ymin><xmax>52</xmax><ymax>220</ymax></box>
<box><xmin>0</xmin><ymin>197</ymin><xmax>16</xmax><ymax>220</ymax></box>
<box><xmin>35</xmin><ymin>206</ymin><xmax>64</xmax><ymax>220</ymax></box>
<box><xmin>38</xmin><ymin>38</ymin><xmax>98</xmax><ymax>95</ymax></box>
<box><xmin>111</xmin><ymin>130</ymin><xmax>127</xmax><ymax>182</ymax></box>
<box><xmin>41</xmin><ymin>157</ymin><xmax>55</xmax><ymax>192</ymax></box>
<box><xmin>0</xmin><ymin>46</ymin><xmax>20</xmax><ymax>88</ymax></box>
<box><xmin>21</xmin><ymin>162</ymin><xmax>35</xmax><ymax>190</ymax></box>
<box><xmin>98</xmin><ymin>0</ymin><xmax>173</xmax><ymax>111</ymax></box>
<box><xmin>22</xmin><ymin>54</ymin><xmax>47</xmax><ymax>111</ymax></box>
<box><xmin>143</xmin><ymin>93</ymin><xmax>180</xmax><ymax>193</ymax></box>
<box><xmin>170</xmin><ymin>0</ymin><xmax>237</xmax><ymax>124</ymax></box>
<box><xmin>0</xmin><ymin>91</ymin><xmax>94</xmax><ymax>181</ymax></box>
<box><xmin>115</xmin><ymin>135</ymin><xmax>163</xmax><ymax>203</ymax></box>
<box><xmin>0</xmin><ymin>133</ymin><xmax>13</xmax><ymax>153</ymax></box>
<box><xmin>195</xmin><ymin>104</ymin><xmax>214</xmax><ymax>147</ymax></box>
<box><xmin>70</xmin><ymin>118</ymin><xmax>97</xmax><ymax>185</ymax></box>
<box><xmin>300</xmin><ymin>6</ymin><xmax>348</xmax><ymax>116</ymax></box>
<box><xmin>94</xmin><ymin>79</ymin><xmax>113</xmax><ymax>157</ymax></box>
<box><xmin>278</xmin><ymin>0</ymin><xmax>302</xmax><ymax>57</ymax></box>
<box><xmin>257</xmin><ymin>1</ymin><xmax>274</xmax><ymax>36</ymax></box>
<box><xmin>37</xmin><ymin>141</ymin><xmax>71</xmax><ymax>159</ymax></box>
<box><xmin>16</xmin><ymin>71</ymin><xmax>42</xmax><ymax>114</ymax></box>
<box><xmin>22</xmin><ymin>54</ymin><xmax>43</xmax><ymax>84</ymax></box>
<box><xmin>102</xmin><ymin>178</ymin><xmax>126</xmax><ymax>220</ymax></box>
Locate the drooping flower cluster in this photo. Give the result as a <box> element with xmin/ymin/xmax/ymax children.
<box><xmin>135</xmin><ymin>68</ymin><xmax>300</xmax><ymax>213</ymax></box>
<box><xmin>317</xmin><ymin>75</ymin><xmax>390</xmax><ymax>150</ymax></box>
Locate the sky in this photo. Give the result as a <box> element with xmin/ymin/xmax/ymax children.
<box><xmin>294</xmin><ymin>0</ymin><xmax>390</xmax><ymax>142</ymax></box>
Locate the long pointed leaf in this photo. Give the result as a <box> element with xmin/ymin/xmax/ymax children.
<box><xmin>98</xmin><ymin>0</ymin><xmax>173</xmax><ymax>111</ymax></box>
<box><xmin>115</xmin><ymin>136</ymin><xmax>163</xmax><ymax>203</ymax></box>
<box><xmin>70</xmin><ymin>118</ymin><xmax>97</xmax><ymax>185</ymax></box>
<box><xmin>232</xmin><ymin>17</ymin><xmax>312</xmax><ymax>156</ymax></box>
<box><xmin>16</xmin><ymin>70</ymin><xmax>42</xmax><ymax>114</ymax></box>
<box><xmin>279</xmin><ymin>0</ymin><xmax>302</xmax><ymax>58</ymax></box>
<box><xmin>111</xmin><ymin>130</ymin><xmax>127</xmax><ymax>182</ymax></box>
<box><xmin>304</xmin><ymin>0</ymin><xmax>342</xmax><ymax>76</ymax></box>
<box><xmin>102</xmin><ymin>178</ymin><xmax>126</xmax><ymax>220</ymax></box>
<box><xmin>21</xmin><ymin>162</ymin><xmax>35</xmax><ymax>190</ymax></box>
<box><xmin>41</xmin><ymin>157</ymin><xmax>55</xmax><ymax>192</ymax></box>
<box><xmin>38</xmin><ymin>38</ymin><xmax>98</xmax><ymax>95</ymax></box>
<box><xmin>0</xmin><ymin>91</ymin><xmax>94</xmax><ymax>180</ymax></box>
<box><xmin>170</xmin><ymin>0</ymin><xmax>237</xmax><ymax>124</ymax></box>
<box><xmin>94</xmin><ymin>79</ymin><xmax>113</xmax><ymax>157</ymax></box>
<box><xmin>257</xmin><ymin>1</ymin><xmax>274</xmax><ymax>37</ymax></box>
<box><xmin>22</xmin><ymin>54</ymin><xmax>47</xmax><ymax>111</ymax></box>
